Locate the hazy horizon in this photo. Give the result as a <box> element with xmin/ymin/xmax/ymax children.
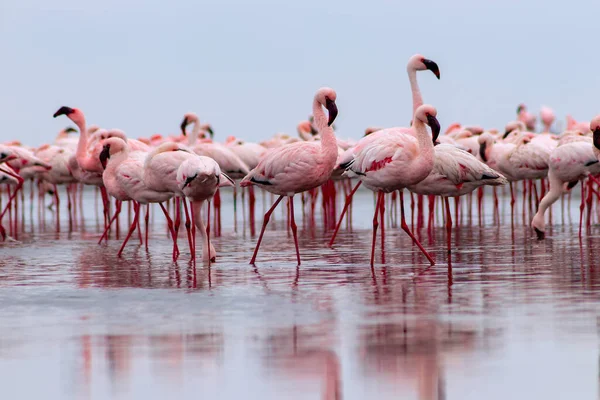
<box><xmin>2</xmin><ymin>0</ymin><xmax>599</xmax><ymax>146</ymax></box>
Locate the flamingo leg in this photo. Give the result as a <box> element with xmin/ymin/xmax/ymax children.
<box><xmin>53</xmin><ymin>184</ymin><xmax>60</xmax><ymax>233</ymax></box>
<box><xmin>444</xmin><ymin>197</ymin><xmax>452</xmax><ymax>254</ymax></box>
<box><xmin>370</xmin><ymin>192</ymin><xmax>383</xmax><ymax>268</ymax></box>
<box><xmin>159</xmin><ymin>202</ymin><xmax>180</xmax><ymax>261</ymax></box>
<box><xmin>207</xmin><ymin>199</ymin><xmax>212</xmax><ymax>267</ymax></box>
<box><xmin>98</xmin><ymin>199</ymin><xmax>122</xmax><ymax>244</ymax></box>
<box><xmin>250</xmin><ymin>195</ymin><xmax>284</xmax><ymax>265</ymax></box>
<box><xmin>579</xmin><ymin>179</ymin><xmax>585</xmax><ymax>239</ymax></box>
<box><xmin>329</xmin><ymin>181</ymin><xmax>362</xmax><ymax>247</ymax></box>
<box><xmin>144</xmin><ymin>204</ymin><xmax>150</xmax><ymax>251</ymax></box>
<box><xmin>288</xmin><ymin>196</ymin><xmax>301</xmax><ymax>266</ymax></box>
<box><xmin>182</xmin><ymin>197</ymin><xmax>195</xmax><ymax>260</ymax></box>
<box><xmin>118</xmin><ymin>201</ymin><xmax>141</xmax><ymax>257</ymax></box>
<box><xmin>190</xmin><ymin>200</ymin><xmax>197</xmax><ymax>259</ymax></box>
<box><xmin>399</xmin><ymin>192</ymin><xmax>435</xmax><ymax>265</ymax></box>
<box><xmin>380</xmin><ymin>192</ymin><xmax>385</xmax><ymax>262</ymax></box>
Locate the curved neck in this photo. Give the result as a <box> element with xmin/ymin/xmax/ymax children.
<box><xmin>407</xmin><ymin>67</ymin><xmax>422</xmax><ymax>121</ymax></box>
<box><xmin>312</xmin><ymin>100</ymin><xmax>337</xmax><ymax>158</ymax></box>
<box><xmin>188</xmin><ymin>119</ymin><xmax>201</xmax><ymax>146</ymax></box>
<box><xmin>413</xmin><ymin>118</ymin><xmax>433</xmax><ymax>163</ymax></box>
<box><xmin>74</xmin><ymin>114</ymin><xmax>88</xmax><ymax>159</ymax></box>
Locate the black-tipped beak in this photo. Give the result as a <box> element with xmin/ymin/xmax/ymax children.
<box><xmin>516</xmin><ymin>104</ymin><xmax>525</xmax><ymax>114</ymax></box>
<box><xmin>422</xmin><ymin>59</ymin><xmax>440</xmax><ymax>79</ymax></box>
<box><xmin>310</xmin><ymin>124</ymin><xmax>318</xmax><ymax>136</ymax></box>
<box><xmin>426</xmin><ymin>114</ymin><xmax>440</xmax><ymax>143</ymax></box>
<box><xmin>65</xmin><ymin>126</ymin><xmax>77</xmax><ymax>133</ymax></box>
<box><xmin>180</xmin><ymin>117</ymin><xmax>189</xmax><ymax>136</ymax></box>
<box><xmin>53</xmin><ymin>106</ymin><xmax>74</xmax><ymax>118</ymax></box>
<box><xmin>206</xmin><ymin>125</ymin><xmax>214</xmax><ymax>139</ymax></box>
<box><xmin>325</xmin><ymin>98</ymin><xmax>338</xmax><ymax>127</ymax></box>
<box><xmin>534</xmin><ymin>227</ymin><xmax>545</xmax><ymax>240</ymax></box>
<box><xmin>593</xmin><ymin>127</ymin><xmax>600</xmax><ymax>150</ymax></box>
<box><xmin>99</xmin><ymin>144</ymin><xmax>110</xmax><ymax>170</ymax></box>
<box><xmin>479</xmin><ymin>142</ymin><xmax>488</xmax><ymax>162</ymax></box>
<box><xmin>503</xmin><ymin>129</ymin><xmax>511</xmax><ymax>139</ymax></box>
<box><xmin>183</xmin><ymin>174</ymin><xmax>197</xmax><ymax>189</ymax></box>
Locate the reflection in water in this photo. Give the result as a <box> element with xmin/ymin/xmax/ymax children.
<box><xmin>0</xmin><ymin>190</ymin><xmax>598</xmax><ymax>399</ymax></box>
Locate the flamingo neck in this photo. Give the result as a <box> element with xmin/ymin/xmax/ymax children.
<box><xmin>188</xmin><ymin>119</ymin><xmax>201</xmax><ymax>146</ymax></box>
<box><xmin>312</xmin><ymin>100</ymin><xmax>337</xmax><ymax>163</ymax></box>
<box><xmin>407</xmin><ymin>67</ymin><xmax>422</xmax><ymax>121</ymax></box>
<box><xmin>74</xmin><ymin>114</ymin><xmax>89</xmax><ymax>162</ymax></box>
<box><xmin>413</xmin><ymin>119</ymin><xmax>433</xmax><ymax>165</ymax></box>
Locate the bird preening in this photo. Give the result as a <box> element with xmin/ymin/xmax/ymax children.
<box><xmin>1</xmin><ymin>53</ymin><xmax>599</xmax><ymax>272</ymax></box>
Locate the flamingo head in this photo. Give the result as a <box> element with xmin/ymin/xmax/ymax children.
<box><xmin>180</xmin><ymin>112</ymin><xmax>200</xmax><ymax>136</ymax></box>
<box><xmin>477</xmin><ymin>132</ymin><xmax>495</xmax><ymax>162</ymax></box>
<box><xmin>591</xmin><ymin>115</ymin><xmax>600</xmax><ymax>150</ymax></box>
<box><xmin>99</xmin><ymin>137</ymin><xmax>127</xmax><ymax>170</ymax></box>
<box><xmin>197</xmin><ymin>123</ymin><xmax>214</xmax><ymax>140</ymax></box>
<box><xmin>414</xmin><ymin>104</ymin><xmax>440</xmax><ymax>143</ymax></box>
<box><xmin>465</xmin><ymin>126</ymin><xmax>484</xmax><ymax>135</ymax></box>
<box><xmin>516</xmin><ymin>104</ymin><xmax>527</xmax><ymax>115</ymax></box>
<box><xmin>315</xmin><ymin>87</ymin><xmax>338</xmax><ymax>127</ymax></box>
<box><xmin>503</xmin><ymin>120</ymin><xmax>526</xmax><ymax>139</ymax></box>
<box><xmin>53</xmin><ymin>106</ymin><xmax>85</xmax><ymax>127</ymax></box>
<box><xmin>408</xmin><ymin>54</ymin><xmax>440</xmax><ymax>79</ymax></box>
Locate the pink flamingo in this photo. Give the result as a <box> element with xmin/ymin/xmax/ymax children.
<box><xmin>540</xmin><ymin>106</ymin><xmax>555</xmax><ymax>133</ymax></box>
<box><xmin>330</xmin><ymin>54</ymin><xmax>440</xmax><ymax>250</ymax></box>
<box><xmin>240</xmin><ymin>87</ymin><xmax>339</xmax><ymax>265</ymax></box>
<box><xmin>99</xmin><ymin>137</ymin><xmax>178</xmax><ymax>257</ymax></box>
<box><xmin>177</xmin><ymin>157</ymin><xmax>234</xmax><ymax>263</ymax></box>
<box><xmin>339</xmin><ymin>104</ymin><xmax>440</xmax><ymax>266</ymax></box>
<box><xmin>517</xmin><ymin>104</ymin><xmax>537</xmax><ymax>131</ymax></box>
<box><xmin>531</xmin><ymin>116</ymin><xmax>600</xmax><ymax>239</ymax></box>
<box><xmin>408</xmin><ymin>143</ymin><xmax>508</xmax><ymax>252</ymax></box>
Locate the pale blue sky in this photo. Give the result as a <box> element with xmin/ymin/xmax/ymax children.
<box><xmin>1</xmin><ymin>0</ymin><xmax>599</xmax><ymax>145</ymax></box>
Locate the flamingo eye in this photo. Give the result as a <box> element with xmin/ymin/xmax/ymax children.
<box><xmin>0</xmin><ymin>153</ymin><xmax>6</xmax><ymax>159</ymax></box>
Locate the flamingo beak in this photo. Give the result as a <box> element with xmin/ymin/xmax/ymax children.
<box><xmin>594</xmin><ymin>127</ymin><xmax>600</xmax><ymax>150</ymax></box>
<box><xmin>426</xmin><ymin>114</ymin><xmax>440</xmax><ymax>143</ymax></box>
<box><xmin>180</xmin><ymin>117</ymin><xmax>189</xmax><ymax>136</ymax></box>
<box><xmin>206</xmin><ymin>125</ymin><xmax>214</xmax><ymax>139</ymax></box>
<box><xmin>516</xmin><ymin>104</ymin><xmax>525</xmax><ymax>114</ymax></box>
<box><xmin>325</xmin><ymin>98</ymin><xmax>338</xmax><ymax>127</ymax></box>
<box><xmin>422</xmin><ymin>59</ymin><xmax>440</xmax><ymax>79</ymax></box>
<box><xmin>65</xmin><ymin>126</ymin><xmax>77</xmax><ymax>133</ymax></box>
<box><xmin>99</xmin><ymin>144</ymin><xmax>110</xmax><ymax>170</ymax></box>
<box><xmin>479</xmin><ymin>142</ymin><xmax>488</xmax><ymax>162</ymax></box>
<box><xmin>183</xmin><ymin>174</ymin><xmax>197</xmax><ymax>189</ymax></box>
<box><xmin>503</xmin><ymin>130</ymin><xmax>512</xmax><ymax>139</ymax></box>
<box><xmin>53</xmin><ymin>106</ymin><xmax>75</xmax><ymax>118</ymax></box>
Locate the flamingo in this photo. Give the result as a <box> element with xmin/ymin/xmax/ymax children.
<box><xmin>99</xmin><ymin>137</ymin><xmax>178</xmax><ymax>257</ymax></box>
<box><xmin>180</xmin><ymin>112</ymin><xmax>250</xmax><ymax>235</ymax></box>
<box><xmin>540</xmin><ymin>106</ymin><xmax>555</xmax><ymax>133</ymax></box>
<box><xmin>408</xmin><ymin>143</ymin><xmax>508</xmax><ymax>252</ymax></box>
<box><xmin>330</xmin><ymin>53</ymin><xmax>440</xmax><ymax>250</ymax></box>
<box><xmin>240</xmin><ymin>87</ymin><xmax>339</xmax><ymax>265</ymax></box>
<box><xmin>338</xmin><ymin>104</ymin><xmax>440</xmax><ymax>266</ymax></box>
<box><xmin>177</xmin><ymin>157</ymin><xmax>234</xmax><ymax>263</ymax></box>
<box><xmin>531</xmin><ymin>116</ymin><xmax>600</xmax><ymax>239</ymax></box>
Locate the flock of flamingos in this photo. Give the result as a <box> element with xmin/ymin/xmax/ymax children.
<box><xmin>1</xmin><ymin>53</ymin><xmax>600</xmax><ymax>267</ymax></box>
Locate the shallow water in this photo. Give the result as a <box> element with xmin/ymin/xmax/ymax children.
<box><xmin>1</xmin><ymin>187</ymin><xmax>599</xmax><ymax>399</ymax></box>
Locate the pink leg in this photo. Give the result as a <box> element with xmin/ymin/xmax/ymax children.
<box><xmin>248</xmin><ymin>186</ymin><xmax>256</xmax><ymax>237</ymax></box>
<box><xmin>370</xmin><ymin>192</ymin><xmax>383</xmax><ymax>268</ymax></box>
<box><xmin>579</xmin><ymin>179</ymin><xmax>585</xmax><ymax>239</ymax></box>
<box><xmin>399</xmin><ymin>192</ymin><xmax>435</xmax><ymax>265</ymax></box>
<box><xmin>66</xmin><ymin>184</ymin><xmax>73</xmax><ymax>232</ymax></box>
<box><xmin>379</xmin><ymin>192</ymin><xmax>385</xmax><ymax>261</ymax></box>
<box><xmin>118</xmin><ymin>202</ymin><xmax>141</xmax><ymax>257</ymax></box>
<box><xmin>444</xmin><ymin>197</ymin><xmax>452</xmax><ymax>254</ymax></box>
<box><xmin>207</xmin><ymin>199</ymin><xmax>212</xmax><ymax>266</ymax></box>
<box><xmin>182</xmin><ymin>197</ymin><xmax>194</xmax><ymax>260</ymax></box>
<box><xmin>329</xmin><ymin>181</ymin><xmax>362</xmax><ymax>247</ymax></box>
<box><xmin>53</xmin><ymin>184</ymin><xmax>60</xmax><ymax>233</ymax></box>
<box><xmin>250</xmin><ymin>195</ymin><xmax>285</xmax><ymax>265</ymax></box>
<box><xmin>159</xmin><ymin>202</ymin><xmax>180</xmax><ymax>260</ymax></box>
<box><xmin>288</xmin><ymin>196</ymin><xmax>301</xmax><ymax>266</ymax></box>
<box><xmin>190</xmin><ymin>202</ymin><xmax>196</xmax><ymax>257</ymax></box>
<box><xmin>144</xmin><ymin>204</ymin><xmax>150</xmax><ymax>251</ymax></box>
<box><xmin>98</xmin><ymin>200</ymin><xmax>122</xmax><ymax>244</ymax></box>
